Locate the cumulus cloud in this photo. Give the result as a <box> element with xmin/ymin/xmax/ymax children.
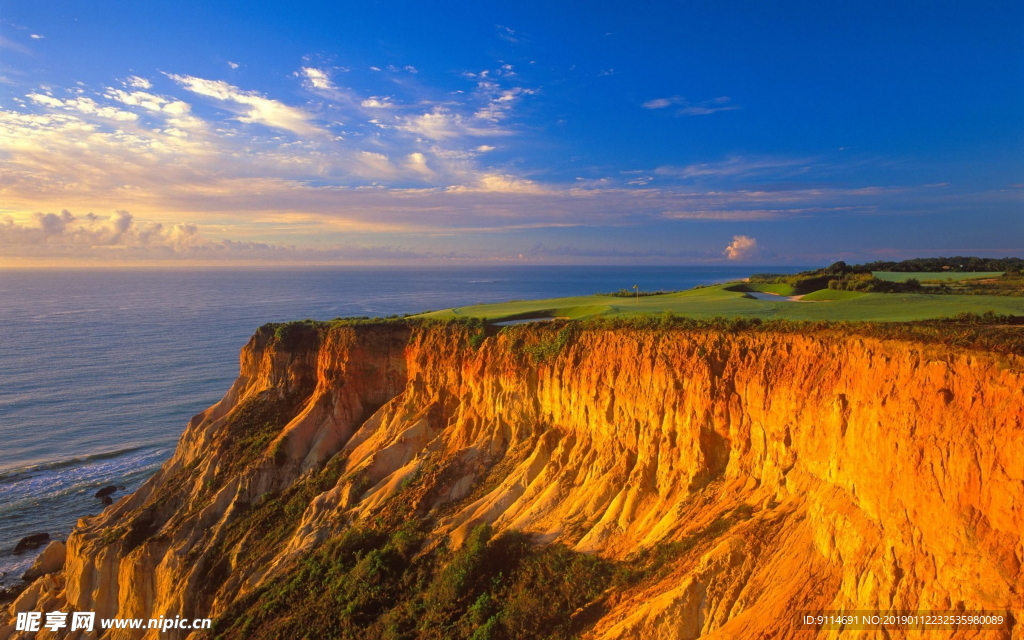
<box><xmin>0</xmin><ymin>210</ymin><xmax>203</xmax><ymax>249</ymax></box>
<box><xmin>227</xmin><ymin>61</ymin><xmax>239</xmax><ymax>69</ymax></box>
<box><xmin>723</xmin><ymin>235</ymin><xmax>758</xmax><ymax>260</ymax></box>
<box><xmin>167</xmin><ymin>74</ymin><xmax>323</xmax><ymax>135</ymax></box>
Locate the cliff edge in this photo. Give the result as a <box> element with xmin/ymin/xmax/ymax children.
<box><xmin>3</xmin><ymin>319</ymin><xmax>1022</xmax><ymax>639</ymax></box>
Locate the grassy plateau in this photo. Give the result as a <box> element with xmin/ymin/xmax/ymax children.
<box><xmin>420</xmin><ymin>274</ymin><xmax>1024</xmax><ymax>323</ymax></box>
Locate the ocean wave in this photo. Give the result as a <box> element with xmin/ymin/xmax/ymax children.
<box><xmin>0</xmin><ymin>446</ymin><xmax>154</xmax><ymax>483</ymax></box>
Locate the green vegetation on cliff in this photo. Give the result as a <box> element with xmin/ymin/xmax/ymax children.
<box><xmin>212</xmin><ymin>523</ymin><xmax>616</xmax><ymax>640</ymax></box>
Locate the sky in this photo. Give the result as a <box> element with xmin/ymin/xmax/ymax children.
<box><xmin>0</xmin><ymin>0</ymin><xmax>1021</xmax><ymax>266</ymax></box>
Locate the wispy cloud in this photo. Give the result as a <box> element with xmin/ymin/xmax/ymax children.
<box><xmin>496</xmin><ymin>25</ymin><xmax>520</xmax><ymax>43</ymax></box>
<box><xmin>166</xmin><ymin>74</ymin><xmax>324</xmax><ymax>135</ymax></box>
<box><xmin>655</xmin><ymin>155</ymin><xmax>810</xmax><ymax>180</ymax></box>
<box><xmin>643</xmin><ymin>95</ymin><xmax>740</xmax><ymax>116</ymax></box>
<box><xmin>0</xmin><ymin>36</ymin><xmax>32</xmax><ymax>55</ymax></box>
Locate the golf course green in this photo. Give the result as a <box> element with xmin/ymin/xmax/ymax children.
<box><xmin>421</xmin><ymin>281</ymin><xmax>1024</xmax><ymax>323</ymax></box>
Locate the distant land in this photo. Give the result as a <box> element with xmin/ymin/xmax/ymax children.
<box><xmin>422</xmin><ymin>257</ymin><xmax>1024</xmax><ymax>323</ymax></box>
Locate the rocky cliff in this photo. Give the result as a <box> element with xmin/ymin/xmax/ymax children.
<box><xmin>3</xmin><ymin>319</ymin><xmax>1022</xmax><ymax>639</ymax></box>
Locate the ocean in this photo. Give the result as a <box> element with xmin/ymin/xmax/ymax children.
<box><xmin>0</xmin><ymin>265</ymin><xmax>806</xmax><ymax>585</ymax></box>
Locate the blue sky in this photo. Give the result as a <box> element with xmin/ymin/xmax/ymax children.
<box><xmin>0</xmin><ymin>0</ymin><xmax>1021</xmax><ymax>265</ymax></box>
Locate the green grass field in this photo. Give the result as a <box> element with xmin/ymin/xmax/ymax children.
<box><xmin>799</xmin><ymin>289</ymin><xmax>867</xmax><ymax>301</ymax></box>
<box><xmin>872</xmin><ymin>271</ymin><xmax>1003</xmax><ymax>282</ymax></box>
<box><xmin>421</xmin><ymin>282</ymin><xmax>1024</xmax><ymax>323</ymax></box>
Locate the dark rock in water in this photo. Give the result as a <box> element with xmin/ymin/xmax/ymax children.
<box><xmin>101</xmin><ymin>495</ymin><xmax>114</xmax><ymax>505</ymax></box>
<box><xmin>0</xmin><ymin>583</ymin><xmax>27</xmax><ymax>604</ymax></box>
<box><xmin>14</xmin><ymin>533</ymin><xmax>49</xmax><ymax>553</ymax></box>
<box><xmin>95</xmin><ymin>485</ymin><xmax>118</xmax><ymax>499</ymax></box>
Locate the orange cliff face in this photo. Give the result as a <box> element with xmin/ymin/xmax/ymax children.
<box><xmin>3</xmin><ymin>321</ymin><xmax>1022</xmax><ymax>639</ymax></box>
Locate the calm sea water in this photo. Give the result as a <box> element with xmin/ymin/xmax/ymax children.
<box><xmin>0</xmin><ymin>266</ymin><xmax>806</xmax><ymax>585</ymax></box>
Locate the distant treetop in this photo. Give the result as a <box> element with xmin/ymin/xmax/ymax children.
<box><xmin>852</xmin><ymin>256</ymin><xmax>1023</xmax><ymax>273</ymax></box>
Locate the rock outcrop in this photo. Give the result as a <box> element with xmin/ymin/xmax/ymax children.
<box><xmin>3</xmin><ymin>320</ymin><xmax>1022</xmax><ymax>639</ymax></box>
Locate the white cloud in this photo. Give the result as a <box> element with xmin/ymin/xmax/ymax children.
<box><xmin>723</xmin><ymin>235</ymin><xmax>758</xmax><ymax>260</ymax></box>
<box><xmin>476</xmin><ymin>145</ymin><xmax>496</xmax><ymax>152</ymax></box>
<box><xmin>227</xmin><ymin>61</ymin><xmax>239</xmax><ymax>69</ymax></box>
<box><xmin>126</xmin><ymin>76</ymin><xmax>152</xmax><ymax>89</ymax></box>
<box><xmin>30</xmin><ymin>34</ymin><xmax>44</xmax><ymax>40</ymax></box>
<box><xmin>167</xmin><ymin>74</ymin><xmax>323</xmax><ymax>135</ymax></box>
<box><xmin>361</xmin><ymin>96</ymin><xmax>393</xmax><ymax>108</ymax></box>
<box><xmin>301</xmin><ymin>67</ymin><xmax>334</xmax><ymax>90</ymax></box>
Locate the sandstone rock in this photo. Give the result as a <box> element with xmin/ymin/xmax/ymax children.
<box><xmin>22</xmin><ymin>541</ymin><xmax>66</xmax><ymax>581</ymax></box>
